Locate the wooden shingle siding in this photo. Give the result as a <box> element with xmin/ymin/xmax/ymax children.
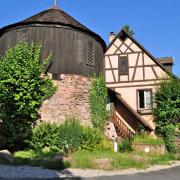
<box><xmin>0</xmin><ymin>25</ymin><xmax>104</xmax><ymax>77</ymax></box>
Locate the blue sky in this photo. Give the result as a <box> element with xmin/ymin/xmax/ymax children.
<box><xmin>0</xmin><ymin>0</ymin><xmax>179</xmax><ymax>76</ymax></box>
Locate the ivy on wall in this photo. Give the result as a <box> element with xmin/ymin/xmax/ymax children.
<box><xmin>88</xmin><ymin>76</ymin><xmax>108</xmax><ymax>130</ymax></box>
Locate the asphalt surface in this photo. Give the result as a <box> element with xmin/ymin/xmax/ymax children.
<box><xmin>0</xmin><ymin>166</ymin><xmax>180</xmax><ymax>180</ymax></box>
<box><xmin>87</xmin><ymin>166</ymin><xmax>180</xmax><ymax>180</ymax></box>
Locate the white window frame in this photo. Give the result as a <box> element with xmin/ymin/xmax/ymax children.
<box><xmin>137</xmin><ymin>89</ymin><xmax>152</xmax><ymax>110</ymax></box>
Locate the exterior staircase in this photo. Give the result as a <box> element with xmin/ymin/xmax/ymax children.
<box><xmin>111</xmin><ymin>111</ymin><xmax>135</xmax><ymax>139</ymax></box>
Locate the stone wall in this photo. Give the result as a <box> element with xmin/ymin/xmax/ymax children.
<box><xmin>39</xmin><ymin>74</ymin><xmax>92</xmax><ymax>126</ymax></box>
<box><xmin>132</xmin><ymin>144</ymin><xmax>165</xmax><ymax>155</ymax></box>
<box><xmin>105</xmin><ymin>122</ymin><xmax>118</xmax><ymax>141</ymax></box>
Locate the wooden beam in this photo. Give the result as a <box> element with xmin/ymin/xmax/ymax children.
<box><xmin>132</xmin><ymin>53</ymin><xmax>140</xmax><ymax>81</ymax></box>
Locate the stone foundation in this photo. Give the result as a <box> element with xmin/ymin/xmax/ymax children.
<box><xmin>132</xmin><ymin>144</ymin><xmax>165</xmax><ymax>155</ymax></box>
<box><xmin>39</xmin><ymin>74</ymin><xmax>92</xmax><ymax>126</ymax></box>
<box><xmin>105</xmin><ymin>122</ymin><xmax>118</xmax><ymax>141</ymax></box>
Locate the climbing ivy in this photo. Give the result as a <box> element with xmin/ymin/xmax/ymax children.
<box><xmin>89</xmin><ymin>76</ymin><xmax>108</xmax><ymax>130</ymax></box>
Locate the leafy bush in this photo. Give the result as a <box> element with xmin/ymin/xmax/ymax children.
<box><xmin>133</xmin><ymin>134</ymin><xmax>164</xmax><ymax>146</ymax></box>
<box><xmin>96</xmin><ymin>138</ymin><xmax>113</xmax><ymax>152</ymax></box>
<box><xmin>81</xmin><ymin>127</ymin><xmax>103</xmax><ymax>150</ymax></box>
<box><xmin>119</xmin><ymin>138</ymin><xmax>133</xmax><ymax>152</ymax></box>
<box><xmin>153</xmin><ymin>77</ymin><xmax>180</xmax><ymax>152</ymax></box>
<box><xmin>27</xmin><ymin>123</ymin><xmax>60</xmax><ymax>152</ymax></box>
<box><xmin>57</xmin><ymin>119</ymin><xmax>84</xmax><ymax>153</ymax></box>
<box><xmin>0</xmin><ymin>42</ymin><xmax>56</xmax><ymax>149</ymax></box>
<box><xmin>89</xmin><ymin>76</ymin><xmax>108</xmax><ymax>130</ymax></box>
<box><xmin>153</xmin><ymin>77</ymin><xmax>180</xmax><ymax>133</ymax></box>
<box><xmin>29</xmin><ymin>118</ymin><xmax>103</xmax><ymax>153</ymax></box>
<box><xmin>161</xmin><ymin>124</ymin><xmax>176</xmax><ymax>153</ymax></box>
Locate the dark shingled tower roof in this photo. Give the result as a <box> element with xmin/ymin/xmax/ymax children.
<box><xmin>0</xmin><ymin>7</ymin><xmax>106</xmax><ymax>51</ymax></box>
<box><xmin>21</xmin><ymin>8</ymin><xmax>92</xmax><ymax>33</ymax></box>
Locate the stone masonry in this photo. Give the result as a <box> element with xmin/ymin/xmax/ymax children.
<box><xmin>39</xmin><ymin>74</ymin><xmax>92</xmax><ymax>126</ymax></box>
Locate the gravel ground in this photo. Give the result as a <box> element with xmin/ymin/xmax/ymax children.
<box><xmin>0</xmin><ymin>161</ymin><xmax>180</xmax><ymax>179</ymax></box>
<box><xmin>0</xmin><ymin>165</ymin><xmax>75</xmax><ymax>179</ymax></box>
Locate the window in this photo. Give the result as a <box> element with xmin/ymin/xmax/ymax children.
<box><xmin>138</xmin><ymin>90</ymin><xmax>152</xmax><ymax>110</ymax></box>
<box><xmin>119</xmin><ymin>56</ymin><xmax>128</xmax><ymax>75</ymax></box>
<box><xmin>87</xmin><ymin>41</ymin><xmax>95</xmax><ymax>66</ymax></box>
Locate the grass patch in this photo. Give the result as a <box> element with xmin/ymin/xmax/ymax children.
<box><xmin>150</xmin><ymin>153</ymin><xmax>176</xmax><ymax>165</ymax></box>
<box><xmin>70</xmin><ymin>149</ymin><xmax>176</xmax><ymax>170</ymax></box>
<box><xmin>12</xmin><ymin>146</ymin><xmax>178</xmax><ymax>170</ymax></box>
<box><xmin>70</xmin><ymin>150</ymin><xmax>95</xmax><ymax>169</ymax></box>
<box><xmin>14</xmin><ymin>150</ymin><xmax>70</xmax><ymax>170</ymax></box>
<box><xmin>133</xmin><ymin>134</ymin><xmax>164</xmax><ymax>146</ymax></box>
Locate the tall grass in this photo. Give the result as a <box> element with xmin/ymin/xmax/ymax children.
<box><xmin>133</xmin><ymin>134</ymin><xmax>164</xmax><ymax>146</ymax></box>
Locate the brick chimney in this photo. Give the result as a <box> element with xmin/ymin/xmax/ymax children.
<box><xmin>109</xmin><ymin>32</ymin><xmax>116</xmax><ymax>42</ymax></box>
<box><xmin>157</xmin><ymin>57</ymin><xmax>174</xmax><ymax>72</ymax></box>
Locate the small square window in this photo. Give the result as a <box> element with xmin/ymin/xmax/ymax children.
<box><xmin>119</xmin><ymin>56</ymin><xmax>128</xmax><ymax>75</ymax></box>
<box><xmin>138</xmin><ymin>90</ymin><xmax>152</xmax><ymax>110</ymax></box>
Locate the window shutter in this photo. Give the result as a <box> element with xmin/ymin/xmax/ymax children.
<box><xmin>87</xmin><ymin>41</ymin><xmax>95</xmax><ymax>66</ymax></box>
<box><xmin>138</xmin><ymin>90</ymin><xmax>152</xmax><ymax>110</ymax></box>
<box><xmin>145</xmin><ymin>91</ymin><xmax>152</xmax><ymax>109</ymax></box>
<box><xmin>139</xmin><ymin>90</ymin><xmax>145</xmax><ymax>109</ymax></box>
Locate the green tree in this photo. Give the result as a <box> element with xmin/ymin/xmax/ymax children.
<box><xmin>123</xmin><ymin>25</ymin><xmax>135</xmax><ymax>36</ymax></box>
<box><xmin>89</xmin><ymin>76</ymin><xmax>108</xmax><ymax>130</ymax></box>
<box><xmin>0</xmin><ymin>42</ymin><xmax>56</xmax><ymax>149</ymax></box>
<box><xmin>153</xmin><ymin>77</ymin><xmax>180</xmax><ymax>153</ymax></box>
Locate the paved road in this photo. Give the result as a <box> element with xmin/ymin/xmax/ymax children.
<box><xmin>87</xmin><ymin>166</ymin><xmax>180</xmax><ymax>180</ymax></box>
<box><xmin>0</xmin><ymin>166</ymin><xmax>180</xmax><ymax>180</ymax></box>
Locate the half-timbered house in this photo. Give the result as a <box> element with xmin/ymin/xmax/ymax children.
<box><xmin>0</xmin><ymin>3</ymin><xmax>176</xmax><ymax>137</ymax></box>
<box><xmin>105</xmin><ymin>29</ymin><xmax>173</xmax><ymax>137</ymax></box>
